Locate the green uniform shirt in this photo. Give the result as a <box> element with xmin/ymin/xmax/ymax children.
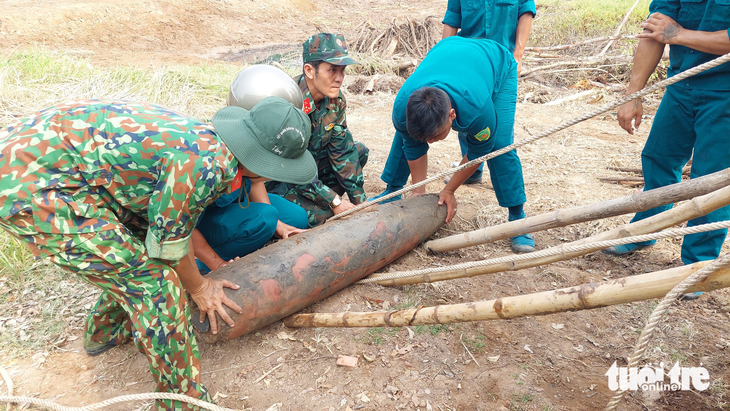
<box><xmin>0</xmin><ymin>100</ymin><xmax>238</xmax><ymax>261</ymax></box>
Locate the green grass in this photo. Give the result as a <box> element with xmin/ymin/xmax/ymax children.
<box><xmin>413</xmin><ymin>324</ymin><xmax>451</xmax><ymax>335</ymax></box>
<box><xmin>532</xmin><ymin>0</ymin><xmax>651</xmax><ymax>47</ymax></box>
<box><xmin>356</xmin><ymin>326</ymin><xmax>400</xmax><ymax>346</ymax></box>
<box><xmin>0</xmin><ymin>48</ymin><xmax>243</xmax><ymax>127</ymax></box>
<box><xmin>463</xmin><ymin>333</ymin><xmax>486</xmax><ymax>353</ymax></box>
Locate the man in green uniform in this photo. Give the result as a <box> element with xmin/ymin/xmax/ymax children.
<box><xmin>267</xmin><ymin>33</ymin><xmax>369</xmax><ymax>227</ymax></box>
<box><xmin>0</xmin><ymin>97</ymin><xmax>315</xmax><ymax>409</ymax></box>
<box><xmin>603</xmin><ymin>0</ymin><xmax>730</xmax><ymax>301</ymax></box>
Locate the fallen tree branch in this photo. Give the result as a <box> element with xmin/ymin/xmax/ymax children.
<box><xmin>525</xmin><ymin>35</ymin><xmax>636</xmax><ymax>52</ymax></box>
<box><xmin>599</xmin><ymin>0</ymin><xmax>642</xmax><ymax>57</ymax></box>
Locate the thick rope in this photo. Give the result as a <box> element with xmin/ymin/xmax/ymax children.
<box><xmin>357</xmin><ymin>220</ymin><xmax>730</xmax><ymax>284</ymax></box>
<box><xmin>330</xmin><ymin>51</ymin><xmax>730</xmax><ymax>221</ymax></box>
<box><xmin>0</xmin><ymin>393</ymin><xmax>236</xmax><ymax>411</ymax></box>
<box><xmin>604</xmin><ymin>252</ymin><xmax>730</xmax><ymax>411</ymax></box>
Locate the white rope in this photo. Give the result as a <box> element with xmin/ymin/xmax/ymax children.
<box><xmin>0</xmin><ymin>393</ymin><xmax>236</xmax><ymax>411</ymax></box>
<box><xmin>604</xmin><ymin>252</ymin><xmax>730</xmax><ymax>410</ymax></box>
<box><xmin>331</xmin><ymin>51</ymin><xmax>730</xmax><ymax>221</ymax></box>
<box><xmin>358</xmin><ymin>220</ymin><xmax>730</xmax><ymax>284</ymax></box>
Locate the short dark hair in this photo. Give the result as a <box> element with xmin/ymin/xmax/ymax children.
<box><xmin>304</xmin><ymin>60</ymin><xmax>323</xmax><ymax>74</ymax></box>
<box><xmin>406</xmin><ymin>87</ymin><xmax>451</xmax><ymax>142</ymax></box>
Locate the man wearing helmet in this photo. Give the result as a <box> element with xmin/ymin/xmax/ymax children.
<box><xmin>0</xmin><ymin>97</ymin><xmax>316</xmax><ymax>410</ymax></box>
<box><xmin>193</xmin><ymin>66</ymin><xmax>313</xmax><ymax>274</ymax></box>
<box><xmin>266</xmin><ymin>33</ymin><xmax>369</xmax><ymax>227</ymax></box>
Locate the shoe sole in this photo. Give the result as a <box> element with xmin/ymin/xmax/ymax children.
<box><xmin>601</xmin><ymin>244</ymin><xmax>653</xmax><ymax>256</ymax></box>
<box><xmin>85</xmin><ymin>343</ymin><xmax>117</xmax><ymax>357</ymax></box>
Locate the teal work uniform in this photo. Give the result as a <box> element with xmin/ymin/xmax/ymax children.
<box><xmin>442</xmin><ymin>0</ymin><xmax>536</xmax><ymax>181</ymax></box>
<box><xmin>442</xmin><ymin>0</ymin><xmax>536</xmax><ymax>53</ymax></box>
<box><xmin>266</xmin><ymin>75</ymin><xmax>368</xmax><ymax>227</ymax></box>
<box><xmin>630</xmin><ymin>0</ymin><xmax>730</xmax><ymax>264</ymax></box>
<box><xmin>380</xmin><ymin>36</ymin><xmax>526</xmax><ymax>208</ymax></box>
<box><xmin>195</xmin><ymin>178</ymin><xmax>308</xmax><ymax>274</ymax></box>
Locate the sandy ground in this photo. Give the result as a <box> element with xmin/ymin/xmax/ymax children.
<box><xmin>1</xmin><ymin>0</ymin><xmax>729</xmax><ymax>410</ymax></box>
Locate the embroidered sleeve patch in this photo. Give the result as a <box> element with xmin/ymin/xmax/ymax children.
<box><xmin>475</xmin><ymin>127</ymin><xmax>491</xmax><ymax>142</ymax></box>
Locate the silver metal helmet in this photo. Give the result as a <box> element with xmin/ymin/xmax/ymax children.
<box><xmin>227</xmin><ymin>65</ymin><xmax>304</xmax><ymax>110</ymax></box>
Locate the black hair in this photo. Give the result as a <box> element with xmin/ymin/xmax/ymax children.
<box><xmin>406</xmin><ymin>87</ymin><xmax>451</xmax><ymax>142</ymax></box>
<box><xmin>304</xmin><ymin>60</ymin><xmax>323</xmax><ymax>74</ymax></box>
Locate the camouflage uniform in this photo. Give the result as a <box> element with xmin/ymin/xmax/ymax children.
<box><xmin>266</xmin><ymin>33</ymin><xmax>368</xmax><ymax>227</ymax></box>
<box><xmin>0</xmin><ymin>100</ymin><xmax>238</xmax><ymax>410</ymax></box>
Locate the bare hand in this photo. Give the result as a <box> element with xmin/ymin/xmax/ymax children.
<box><xmin>617</xmin><ymin>99</ymin><xmax>643</xmax><ymax>135</ymax></box>
<box><xmin>275</xmin><ymin>221</ymin><xmax>306</xmax><ymax>239</ymax></box>
<box><xmin>437</xmin><ymin>188</ymin><xmax>458</xmax><ymax>223</ymax></box>
<box><xmin>638</xmin><ymin>13</ymin><xmax>683</xmax><ymax>44</ymax></box>
<box><xmin>189</xmin><ymin>277</ymin><xmax>243</xmax><ymax>334</ymax></box>
<box><xmin>332</xmin><ymin>198</ymin><xmax>356</xmax><ymax>215</ymax></box>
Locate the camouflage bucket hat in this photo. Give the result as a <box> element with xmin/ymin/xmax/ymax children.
<box><xmin>302</xmin><ymin>33</ymin><xmax>359</xmax><ymax>66</ymax></box>
<box><xmin>212</xmin><ymin>96</ymin><xmax>316</xmax><ymax>185</ymax></box>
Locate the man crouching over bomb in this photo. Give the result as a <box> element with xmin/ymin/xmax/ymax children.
<box><xmin>371</xmin><ymin>36</ymin><xmax>537</xmax><ymax>254</ymax></box>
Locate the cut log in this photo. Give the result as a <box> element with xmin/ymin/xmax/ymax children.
<box><xmin>284</xmin><ymin>259</ymin><xmax>730</xmax><ymax>328</ymax></box>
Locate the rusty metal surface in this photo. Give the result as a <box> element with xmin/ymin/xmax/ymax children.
<box><xmin>192</xmin><ymin>194</ymin><xmax>446</xmax><ymax>342</ymax></box>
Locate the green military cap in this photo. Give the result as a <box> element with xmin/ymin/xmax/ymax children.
<box><xmin>302</xmin><ymin>33</ymin><xmax>359</xmax><ymax>66</ymax></box>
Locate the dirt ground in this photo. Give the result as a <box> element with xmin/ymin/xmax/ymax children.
<box><xmin>1</xmin><ymin>0</ymin><xmax>729</xmax><ymax>410</ymax></box>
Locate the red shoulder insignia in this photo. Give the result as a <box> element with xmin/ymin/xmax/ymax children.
<box><xmin>303</xmin><ymin>97</ymin><xmax>313</xmax><ymax>114</ymax></box>
<box><xmin>230</xmin><ymin>166</ymin><xmax>244</xmax><ymax>192</ymax></box>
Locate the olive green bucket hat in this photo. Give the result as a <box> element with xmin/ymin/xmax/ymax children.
<box><xmin>212</xmin><ymin>96</ymin><xmax>316</xmax><ymax>185</ymax></box>
<box><xmin>302</xmin><ymin>33</ymin><xmax>359</xmax><ymax>66</ymax></box>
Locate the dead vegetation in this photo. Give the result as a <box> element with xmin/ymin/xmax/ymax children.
<box><xmin>350</xmin><ymin>17</ymin><xmax>442</xmax><ymax>61</ymax></box>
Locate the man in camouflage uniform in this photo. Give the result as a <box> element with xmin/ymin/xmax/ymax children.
<box><xmin>266</xmin><ymin>33</ymin><xmax>369</xmax><ymax>227</ymax></box>
<box><xmin>0</xmin><ymin>98</ymin><xmax>315</xmax><ymax>410</ymax></box>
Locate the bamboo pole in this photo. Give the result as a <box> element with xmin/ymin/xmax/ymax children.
<box><xmin>284</xmin><ymin>259</ymin><xmax>730</xmax><ymax>328</ymax></box>
<box><xmin>375</xmin><ymin>184</ymin><xmax>730</xmax><ymax>286</ymax></box>
<box><xmin>426</xmin><ymin>167</ymin><xmax>730</xmax><ymax>253</ymax></box>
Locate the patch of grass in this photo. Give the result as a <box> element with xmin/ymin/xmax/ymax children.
<box><xmin>356</xmin><ymin>326</ymin><xmax>399</xmax><ymax>346</ymax></box>
<box><xmin>0</xmin><ymin>234</ymin><xmax>99</xmax><ymax>358</ymax></box>
<box><xmin>509</xmin><ymin>393</ymin><xmax>533</xmax><ymax>410</ymax></box>
<box><xmin>0</xmin><ymin>48</ymin><xmax>242</xmax><ymax>128</ymax></box>
<box><xmin>670</xmin><ymin>349</ymin><xmax>689</xmax><ymax>364</ymax></box>
<box><xmin>413</xmin><ymin>324</ymin><xmax>451</xmax><ymax>335</ymax></box>
<box><xmin>463</xmin><ymin>333</ymin><xmax>486</xmax><ymax>353</ymax></box>
<box><xmin>532</xmin><ymin>0</ymin><xmax>651</xmax><ymax>47</ymax></box>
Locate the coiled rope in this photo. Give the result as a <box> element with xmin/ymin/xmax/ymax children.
<box><xmin>330</xmin><ymin>51</ymin><xmax>730</xmax><ymax>221</ymax></box>
<box><xmin>357</xmin><ymin>220</ymin><xmax>730</xmax><ymax>284</ymax></box>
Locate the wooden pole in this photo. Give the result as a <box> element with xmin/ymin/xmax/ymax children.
<box><xmin>284</xmin><ymin>259</ymin><xmax>730</xmax><ymax>328</ymax></box>
<box><xmin>426</xmin><ymin>167</ymin><xmax>730</xmax><ymax>253</ymax></box>
<box><xmin>376</xmin><ymin>184</ymin><xmax>730</xmax><ymax>286</ymax></box>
